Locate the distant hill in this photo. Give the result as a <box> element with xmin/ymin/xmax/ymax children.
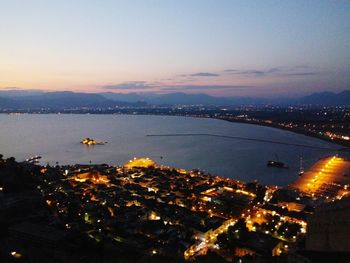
<box><xmin>0</xmin><ymin>97</ymin><xmax>15</xmax><ymax>108</ymax></box>
<box><xmin>100</xmin><ymin>92</ymin><xmax>147</xmax><ymax>103</ymax></box>
<box><xmin>101</xmin><ymin>92</ymin><xmax>271</xmax><ymax>106</ymax></box>
<box><xmin>0</xmin><ymin>89</ymin><xmax>45</xmax><ymax>98</ymax></box>
<box><xmin>133</xmin><ymin>90</ymin><xmax>349</xmax><ymax>106</ymax></box>
<box><xmin>0</xmin><ymin>91</ymin><xmax>146</xmax><ymax>110</ymax></box>
<box><xmin>148</xmin><ymin>92</ymin><xmax>225</xmax><ymax>105</ymax></box>
<box><xmin>0</xmin><ymin>89</ymin><xmax>349</xmax><ymax>109</ymax></box>
<box><xmin>298</xmin><ymin>90</ymin><xmax>350</xmax><ymax>106</ymax></box>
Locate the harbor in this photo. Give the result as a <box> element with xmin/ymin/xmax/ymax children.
<box><xmin>289</xmin><ymin>156</ymin><xmax>350</xmax><ymax>199</ymax></box>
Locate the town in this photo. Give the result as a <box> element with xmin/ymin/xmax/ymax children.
<box><xmin>1</xmin><ymin>154</ymin><xmax>349</xmax><ymax>262</ymax></box>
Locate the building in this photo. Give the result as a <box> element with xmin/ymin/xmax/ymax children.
<box><xmin>305</xmin><ymin>197</ymin><xmax>350</xmax><ymax>252</ymax></box>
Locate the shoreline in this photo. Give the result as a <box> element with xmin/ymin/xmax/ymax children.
<box><xmin>1</xmin><ymin>111</ymin><xmax>349</xmax><ymax>149</ymax></box>
<box><xmin>213</xmin><ymin>117</ymin><xmax>349</xmax><ymax>149</ymax></box>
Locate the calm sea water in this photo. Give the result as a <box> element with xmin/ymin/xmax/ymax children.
<box><xmin>0</xmin><ymin>114</ymin><xmax>341</xmax><ymax>186</ymax></box>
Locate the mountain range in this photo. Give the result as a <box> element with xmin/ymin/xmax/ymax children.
<box><xmin>0</xmin><ymin>90</ymin><xmax>348</xmax><ymax>109</ymax></box>
<box><xmin>0</xmin><ymin>91</ymin><xmax>146</xmax><ymax>110</ymax></box>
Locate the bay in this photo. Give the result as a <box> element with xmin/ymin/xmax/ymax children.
<box><xmin>0</xmin><ymin>114</ymin><xmax>341</xmax><ymax>186</ymax></box>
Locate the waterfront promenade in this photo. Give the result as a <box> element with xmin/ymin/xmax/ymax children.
<box><xmin>289</xmin><ymin>156</ymin><xmax>350</xmax><ymax>199</ymax></box>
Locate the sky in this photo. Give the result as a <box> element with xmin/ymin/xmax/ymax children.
<box><xmin>0</xmin><ymin>0</ymin><xmax>349</xmax><ymax>97</ymax></box>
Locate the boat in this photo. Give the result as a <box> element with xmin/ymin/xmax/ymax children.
<box><xmin>25</xmin><ymin>155</ymin><xmax>42</xmax><ymax>163</ymax></box>
<box><xmin>298</xmin><ymin>157</ymin><xmax>304</xmax><ymax>176</ymax></box>
<box><xmin>81</xmin><ymin>138</ymin><xmax>105</xmax><ymax>146</ymax></box>
<box><xmin>267</xmin><ymin>154</ymin><xmax>288</xmax><ymax>169</ymax></box>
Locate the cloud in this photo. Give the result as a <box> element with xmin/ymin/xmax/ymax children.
<box><xmin>293</xmin><ymin>65</ymin><xmax>312</xmax><ymax>69</ymax></box>
<box><xmin>284</xmin><ymin>72</ymin><xmax>319</xmax><ymax>76</ymax></box>
<box><xmin>224</xmin><ymin>68</ymin><xmax>280</xmax><ymax>77</ymax></box>
<box><xmin>189</xmin><ymin>72</ymin><xmax>220</xmax><ymax>77</ymax></box>
<box><xmin>101</xmin><ymin>79</ymin><xmax>253</xmax><ymax>93</ymax></box>
<box><xmin>222</xmin><ymin>69</ymin><xmax>239</xmax><ymax>73</ymax></box>
<box><xmin>102</xmin><ymin>81</ymin><xmax>154</xmax><ymax>90</ymax></box>
<box><xmin>161</xmin><ymin>85</ymin><xmax>252</xmax><ymax>91</ymax></box>
<box><xmin>223</xmin><ymin>66</ymin><xmax>320</xmax><ymax>77</ymax></box>
<box><xmin>0</xmin><ymin>87</ymin><xmax>43</xmax><ymax>92</ymax></box>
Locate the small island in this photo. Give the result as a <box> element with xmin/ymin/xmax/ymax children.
<box><xmin>81</xmin><ymin>138</ymin><xmax>106</xmax><ymax>146</ymax></box>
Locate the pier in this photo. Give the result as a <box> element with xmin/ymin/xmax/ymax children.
<box><xmin>289</xmin><ymin>156</ymin><xmax>350</xmax><ymax>199</ymax></box>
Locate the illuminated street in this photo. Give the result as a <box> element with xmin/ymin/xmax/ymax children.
<box><xmin>184</xmin><ymin>219</ymin><xmax>237</xmax><ymax>259</ymax></box>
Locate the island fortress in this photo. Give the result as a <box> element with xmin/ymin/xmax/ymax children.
<box><xmin>81</xmin><ymin>138</ymin><xmax>106</xmax><ymax>145</ymax></box>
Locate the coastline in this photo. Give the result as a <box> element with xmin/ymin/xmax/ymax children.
<box><xmin>211</xmin><ymin>116</ymin><xmax>349</xmax><ymax>149</ymax></box>
<box><xmin>1</xmin><ymin>111</ymin><xmax>349</xmax><ymax>149</ymax></box>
